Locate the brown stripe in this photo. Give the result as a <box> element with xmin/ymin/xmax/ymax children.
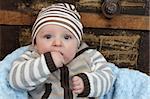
<box><xmin>44</xmin><ymin>52</ymin><xmax>58</xmax><ymax>72</ymax></box>
<box><xmin>44</xmin><ymin>9</ymin><xmax>79</xmax><ymax>20</ymax></box>
<box><xmin>68</xmin><ymin>4</ymin><xmax>72</xmax><ymax>11</ymax></box>
<box><xmin>63</xmin><ymin>3</ymin><xmax>67</xmax><ymax>8</ymax></box>
<box><xmin>60</xmin><ymin>66</ymin><xmax>73</xmax><ymax>99</ymax></box>
<box><xmin>41</xmin><ymin>6</ymin><xmax>80</xmax><ymax>20</ymax></box>
<box><xmin>33</xmin><ymin>14</ymin><xmax>82</xmax><ymax>36</ymax></box>
<box><xmin>77</xmin><ymin>73</ymin><xmax>91</xmax><ymax>97</ymax></box>
<box><xmin>33</xmin><ymin>16</ymin><xmax>81</xmax><ymax>40</ymax></box>
<box><xmin>41</xmin><ymin>83</ymin><xmax>52</xmax><ymax>99</ymax></box>
<box><xmin>75</xmin><ymin>46</ymin><xmax>96</xmax><ymax>58</ymax></box>
<box><xmin>89</xmin><ymin>98</ymin><xmax>95</xmax><ymax>99</ymax></box>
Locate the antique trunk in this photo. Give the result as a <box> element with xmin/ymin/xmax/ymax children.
<box><xmin>0</xmin><ymin>0</ymin><xmax>149</xmax><ymax>75</ymax></box>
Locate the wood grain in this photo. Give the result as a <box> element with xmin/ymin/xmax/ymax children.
<box><xmin>80</xmin><ymin>12</ymin><xmax>150</xmax><ymax>30</ymax></box>
<box><xmin>0</xmin><ymin>10</ymin><xmax>149</xmax><ymax>30</ymax></box>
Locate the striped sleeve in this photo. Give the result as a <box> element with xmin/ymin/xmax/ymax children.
<box><xmin>8</xmin><ymin>51</ymin><xmax>57</xmax><ymax>91</ymax></box>
<box><xmin>83</xmin><ymin>49</ymin><xmax>114</xmax><ymax>97</ymax></box>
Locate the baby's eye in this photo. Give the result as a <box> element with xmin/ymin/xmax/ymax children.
<box><xmin>44</xmin><ymin>34</ymin><xmax>52</xmax><ymax>39</ymax></box>
<box><xmin>64</xmin><ymin>35</ymin><xmax>72</xmax><ymax>40</ymax></box>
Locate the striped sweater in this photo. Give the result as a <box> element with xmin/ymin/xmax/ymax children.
<box><xmin>8</xmin><ymin>42</ymin><xmax>114</xmax><ymax>99</ymax></box>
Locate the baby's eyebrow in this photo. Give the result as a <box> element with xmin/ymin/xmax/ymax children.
<box><xmin>43</xmin><ymin>32</ymin><xmax>53</xmax><ymax>35</ymax></box>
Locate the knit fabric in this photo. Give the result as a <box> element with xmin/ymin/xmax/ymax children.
<box><xmin>8</xmin><ymin>43</ymin><xmax>114</xmax><ymax>99</ymax></box>
<box><xmin>1</xmin><ymin>46</ymin><xmax>150</xmax><ymax>99</ymax></box>
<box><xmin>32</xmin><ymin>3</ymin><xmax>83</xmax><ymax>45</ymax></box>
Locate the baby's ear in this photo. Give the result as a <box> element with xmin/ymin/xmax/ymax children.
<box><xmin>34</xmin><ymin>44</ymin><xmax>37</xmax><ymax>50</ymax></box>
<box><xmin>32</xmin><ymin>43</ymin><xmax>37</xmax><ymax>51</ymax></box>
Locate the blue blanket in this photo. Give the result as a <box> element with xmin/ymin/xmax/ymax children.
<box><xmin>0</xmin><ymin>46</ymin><xmax>150</xmax><ymax>99</ymax></box>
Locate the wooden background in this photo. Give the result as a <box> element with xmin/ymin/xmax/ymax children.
<box><xmin>0</xmin><ymin>0</ymin><xmax>149</xmax><ymax>75</ymax></box>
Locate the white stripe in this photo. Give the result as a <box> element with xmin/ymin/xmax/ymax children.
<box><xmin>24</xmin><ymin>51</ymin><xmax>31</xmax><ymax>55</ymax></box>
<box><xmin>15</xmin><ymin>62</ymin><xmax>26</xmax><ymax>89</ymax></box>
<box><xmin>102</xmin><ymin>69</ymin><xmax>112</xmax><ymax>92</ymax></box>
<box><xmin>32</xmin><ymin>57</ymin><xmax>47</xmax><ymax>83</ymax></box>
<box><xmin>11</xmin><ymin>61</ymin><xmax>21</xmax><ymax>70</ymax></box>
<box><xmin>33</xmin><ymin>16</ymin><xmax>82</xmax><ymax>36</ymax></box>
<box><xmin>86</xmin><ymin>49</ymin><xmax>93</xmax><ymax>53</ymax></box>
<box><xmin>24</xmin><ymin>60</ymin><xmax>35</xmax><ymax>86</ymax></box>
<box><xmin>90</xmin><ymin>56</ymin><xmax>107</xmax><ymax>71</ymax></box>
<box><xmin>21</xmin><ymin>54</ymin><xmax>31</xmax><ymax>60</ymax></box>
<box><xmin>41</xmin><ymin>5</ymin><xmax>80</xmax><ymax>18</ymax></box>
<box><xmin>95</xmin><ymin>72</ymin><xmax>107</xmax><ymax>96</ymax></box>
<box><xmin>39</xmin><ymin>11</ymin><xmax>78</xmax><ymax>22</ymax></box>
<box><xmin>39</xmin><ymin>7</ymin><xmax>79</xmax><ymax>20</ymax></box>
<box><xmin>32</xmin><ymin>16</ymin><xmax>82</xmax><ymax>40</ymax></box>
<box><xmin>36</xmin><ymin>8</ymin><xmax>79</xmax><ymax>28</ymax></box>
<box><xmin>92</xmin><ymin>73</ymin><xmax>103</xmax><ymax>96</ymax></box>
<box><xmin>93</xmin><ymin>62</ymin><xmax>107</xmax><ymax>70</ymax></box>
<box><xmin>33</xmin><ymin>58</ymin><xmax>42</xmax><ymax>80</ymax></box>
<box><xmin>8</xmin><ymin>68</ymin><xmax>14</xmax><ymax>87</ymax></box>
<box><xmin>41</xmin><ymin>54</ymin><xmax>51</xmax><ymax>74</ymax></box>
<box><xmin>37</xmin><ymin>12</ymin><xmax>82</xmax><ymax>29</ymax></box>
<box><xmin>84</xmin><ymin>72</ymin><xmax>95</xmax><ymax>96</ymax></box>
<box><xmin>32</xmin><ymin>55</ymin><xmax>51</xmax><ymax>83</ymax></box>
<box><xmin>65</xmin><ymin>3</ymin><xmax>71</xmax><ymax>10</ymax></box>
<box><xmin>70</xmin><ymin>4</ymin><xmax>75</xmax><ymax>11</ymax></box>
<box><xmin>103</xmin><ymin>68</ymin><xmax>111</xmax><ymax>91</ymax></box>
<box><xmin>8</xmin><ymin>62</ymin><xmax>20</xmax><ymax>88</ymax></box>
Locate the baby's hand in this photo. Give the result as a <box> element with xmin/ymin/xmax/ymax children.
<box><xmin>72</xmin><ymin>76</ymin><xmax>84</xmax><ymax>94</ymax></box>
<box><xmin>51</xmin><ymin>51</ymin><xmax>64</xmax><ymax>68</ymax></box>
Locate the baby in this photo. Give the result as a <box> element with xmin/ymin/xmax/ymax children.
<box><xmin>8</xmin><ymin>3</ymin><xmax>114</xmax><ymax>99</ymax></box>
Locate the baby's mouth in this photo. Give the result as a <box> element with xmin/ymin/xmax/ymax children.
<box><xmin>51</xmin><ymin>50</ymin><xmax>63</xmax><ymax>56</ymax></box>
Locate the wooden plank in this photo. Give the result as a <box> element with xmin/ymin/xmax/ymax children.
<box><xmin>80</xmin><ymin>12</ymin><xmax>150</xmax><ymax>30</ymax></box>
<box><xmin>78</xmin><ymin>1</ymin><xmax>145</xmax><ymax>8</ymax></box>
<box><xmin>0</xmin><ymin>10</ymin><xmax>33</xmax><ymax>25</ymax></box>
<box><xmin>0</xmin><ymin>10</ymin><xmax>149</xmax><ymax>30</ymax></box>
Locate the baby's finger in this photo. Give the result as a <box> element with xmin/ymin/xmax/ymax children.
<box><xmin>72</xmin><ymin>76</ymin><xmax>79</xmax><ymax>82</ymax></box>
<box><xmin>73</xmin><ymin>87</ymin><xmax>82</xmax><ymax>94</ymax></box>
<box><xmin>72</xmin><ymin>80</ymin><xmax>80</xmax><ymax>86</ymax></box>
<box><xmin>73</xmin><ymin>85</ymin><xmax>81</xmax><ymax>90</ymax></box>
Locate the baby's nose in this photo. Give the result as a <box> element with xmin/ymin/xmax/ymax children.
<box><xmin>52</xmin><ymin>39</ymin><xmax>62</xmax><ymax>47</ymax></box>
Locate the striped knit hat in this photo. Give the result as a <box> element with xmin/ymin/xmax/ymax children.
<box><xmin>32</xmin><ymin>3</ymin><xmax>83</xmax><ymax>45</ymax></box>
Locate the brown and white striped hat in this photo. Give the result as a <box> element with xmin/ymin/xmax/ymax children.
<box><xmin>32</xmin><ymin>3</ymin><xmax>83</xmax><ymax>45</ymax></box>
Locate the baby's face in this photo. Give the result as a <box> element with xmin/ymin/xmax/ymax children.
<box><xmin>35</xmin><ymin>24</ymin><xmax>78</xmax><ymax>64</ymax></box>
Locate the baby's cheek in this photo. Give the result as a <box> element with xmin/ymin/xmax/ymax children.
<box><xmin>63</xmin><ymin>56</ymin><xmax>71</xmax><ymax>64</ymax></box>
<box><xmin>63</xmin><ymin>54</ymin><xmax>75</xmax><ymax>64</ymax></box>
